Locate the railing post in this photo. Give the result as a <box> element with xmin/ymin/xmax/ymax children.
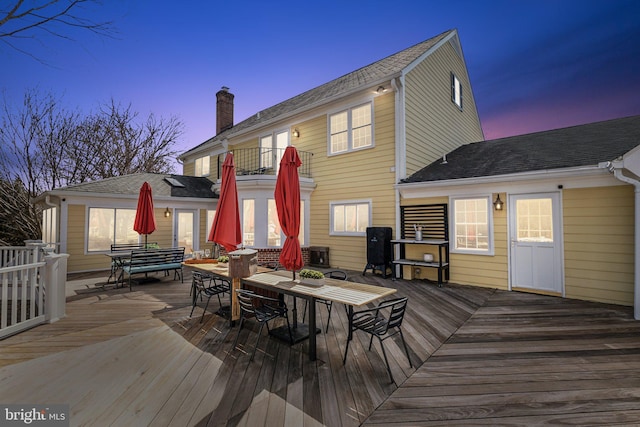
<box><xmin>44</xmin><ymin>253</ymin><xmax>70</xmax><ymax>323</ymax></box>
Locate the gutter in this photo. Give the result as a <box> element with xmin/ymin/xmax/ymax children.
<box><xmin>600</xmin><ymin>160</ymin><xmax>640</xmax><ymax>320</ymax></box>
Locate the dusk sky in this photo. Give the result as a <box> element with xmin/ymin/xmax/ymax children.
<box><xmin>2</xmin><ymin>0</ymin><xmax>639</xmax><ymax>170</ymax></box>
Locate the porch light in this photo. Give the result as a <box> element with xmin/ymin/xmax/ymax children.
<box><xmin>164</xmin><ymin>207</ymin><xmax>171</xmax><ymax>218</ymax></box>
<box><xmin>376</xmin><ymin>85</ymin><xmax>387</xmax><ymax>94</ymax></box>
<box><xmin>493</xmin><ymin>194</ymin><xmax>504</xmax><ymax>211</ymax></box>
<box><xmin>292</xmin><ymin>129</ymin><xmax>300</xmax><ymax>138</ymax></box>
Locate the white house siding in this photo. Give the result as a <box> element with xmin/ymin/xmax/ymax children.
<box><xmin>404</xmin><ymin>39</ymin><xmax>483</xmax><ymax>178</ymax></box>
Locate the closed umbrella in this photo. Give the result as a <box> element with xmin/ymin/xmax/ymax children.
<box><xmin>133</xmin><ymin>181</ymin><xmax>156</xmax><ymax>247</ymax></box>
<box><xmin>209</xmin><ymin>153</ymin><xmax>241</xmax><ymax>253</ymax></box>
<box><xmin>275</xmin><ymin>146</ymin><xmax>303</xmax><ymax>276</ymax></box>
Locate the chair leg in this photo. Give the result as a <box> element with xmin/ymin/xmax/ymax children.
<box><xmin>285</xmin><ymin>314</ymin><xmax>294</xmax><ymax>344</ymax></box>
<box><xmin>343</xmin><ymin>337</ymin><xmax>351</xmax><ymax>365</ymax></box>
<box><xmin>232</xmin><ymin>317</ymin><xmax>245</xmax><ymax>351</ymax></box>
<box><xmin>368</xmin><ymin>334</ymin><xmax>374</xmax><ymax>351</ymax></box>
<box><xmin>398</xmin><ymin>329</ymin><xmax>413</xmax><ymax>368</ymax></box>
<box><xmin>200</xmin><ymin>297</ymin><xmax>212</xmax><ymax>322</ymax></box>
<box><xmin>190</xmin><ymin>292</ymin><xmax>199</xmax><ymax>317</ymax></box>
<box><xmin>378</xmin><ymin>338</ymin><xmax>395</xmax><ymax>383</ymax></box>
<box><xmin>302</xmin><ymin>300</ymin><xmax>308</xmax><ymax>322</ymax></box>
<box><xmin>325</xmin><ymin>302</ymin><xmax>333</xmax><ymax>333</ymax></box>
<box><xmin>251</xmin><ymin>323</ymin><xmax>266</xmax><ymax>361</ymax></box>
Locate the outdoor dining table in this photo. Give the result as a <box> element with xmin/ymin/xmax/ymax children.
<box><xmin>241</xmin><ymin>270</ymin><xmax>397</xmax><ymax>361</ymax></box>
<box><xmin>182</xmin><ymin>262</ymin><xmax>272</xmax><ymax>325</ymax></box>
<box><xmin>105</xmin><ymin>252</ymin><xmax>131</xmax><ymax>287</ymax></box>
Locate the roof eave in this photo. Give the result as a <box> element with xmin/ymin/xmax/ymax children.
<box><xmin>397</xmin><ymin>165</ymin><xmax>609</xmax><ymax>197</ymax></box>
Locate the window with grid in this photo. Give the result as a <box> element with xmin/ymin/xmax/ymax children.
<box><xmin>195</xmin><ymin>155</ymin><xmax>210</xmax><ymax>176</ymax></box>
<box><xmin>452</xmin><ymin>197</ymin><xmax>491</xmax><ymax>252</ymax></box>
<box><xmin>330</xmin><ymin>201</ymin><xmax>370</xmax><ymax>235</ymax></box>
<box><xmin>516</xmin><ymin>198</ymin><xmax>553</xmax><ymax>242</ymax></box>
<box><xmin>329</xmin><ymin>103</ymin><xmax>372</xmax><ymax>154</ymax></box>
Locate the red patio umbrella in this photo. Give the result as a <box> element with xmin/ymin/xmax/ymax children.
<box><xmin>209</xmin><ymin>153</ymin><xmax>242</xmax><ymax>253</ymax></box>
<box><xmin>133</xmin><ymin>181</ymin><xmax>157</xmax><ymax>246</ymax></box>
<box><xmin>275</xmin><ymin>146</ymin><xmax>303</xmax><ymax>276</ymax></box>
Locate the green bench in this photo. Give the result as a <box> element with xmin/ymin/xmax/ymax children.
<box><xmin>122</xmin><ymin>247</ymin><xmax>185</xmax><ymax>291</ymax></box>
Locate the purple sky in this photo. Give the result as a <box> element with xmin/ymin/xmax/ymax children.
<box><xmin>2</xmin><ymin>0</ymin><xmax>639</xmax><ymax>170</ymax></box>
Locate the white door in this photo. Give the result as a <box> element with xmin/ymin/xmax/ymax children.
<box><xmin>174</xmin><ymin>210</ymin><xmax>197</xmax><ymax>255</ymax></box>
<box><xmin>509</xmin><ymin>193</ymin><xmax>563</xmax><ymax>294</ymax></box>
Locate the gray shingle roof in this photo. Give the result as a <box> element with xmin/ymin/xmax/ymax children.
<box><xmin>55</xmin><ymin>173</ymin><xmax>216</xmax><ymax>198</ymax></box>
<box><xmin>402</xmin><ymin>115</ymin><xmax>640</xmax><ymax>183</ymax></box>
<box><xmin>182</xmin><ymin>29</ymin><xmax>455</xmax><ymax>156</ymax></box>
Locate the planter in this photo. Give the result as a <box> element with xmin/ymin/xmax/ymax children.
<box><xmin>299</xmin><ymin>277</ymin><xmax>325</xmax><ymax>287</ymax></box>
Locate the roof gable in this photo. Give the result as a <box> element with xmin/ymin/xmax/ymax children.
<box><xmin>402</xmin><ymin>115</ymin><xmax>640</xmax><ymax>183</ymax></box>
<box><xmin>181</xmin><ymin>29</ymin><xmax>456</xmax><ymax>157</ymax></box>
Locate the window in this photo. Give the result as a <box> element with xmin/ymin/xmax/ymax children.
<box><xmin>452</xmin><ymin>197</ymin><xmax>492</xmax><ymax>253</ymax></box>
<box><xmin>260</xmin><ymin>131</ymin><xmax>289</xmax><ymax>170</ymax></box>
<box><xmin>206</xmin><ymin>209</ymin><xmax>216</xmax><ymax>242</ymax></box>
<box><xmin>451</xmin><ymin>73</ymin><xmax>463</xmax><ymax>110</ymax></box>
<box><xmin>195</xmin><ymin>155</ymin><xmax>210</xmax><ymax>176</ymax></box>
<box><xmin>267</xmin><ymin>199</ymin><xmax>281</xmax><ymax>247</ymax></box>
<box><xmin>330</xmin><ymin>201</ymin><xmax>371</xmax><ymax>235</ymax></box>
<box><xmin>329</xmin><ymin>103</ymin><xmax>372</xmax><ymax>154</ymax></box>
<box><xmin>242</xmin><ymin>199</ymin><xmax>255</xmax><ymax>247</ymax></box>
<box><xmin>516</xmin><ymin>198</ymin><xmax>553</xmax><ymax>242</ymax></box>
<box><xmin>299</xmin><ymin>200</ymin><xmax>305</xmax><ymax>246</ymax></box>
<box><xmin>267</xmin><ymin>199</ymin><xmax>305</xmax><ymax>246</ymax></box>
<box><xmin>260</xmin><ymin>135</ymin><xmax>273</xmax><ymax>169</ymax></box>
<box><xmin>87</xmin><ymin>208</ymin><xmax>137</xmax><ymax>252</ymax></box>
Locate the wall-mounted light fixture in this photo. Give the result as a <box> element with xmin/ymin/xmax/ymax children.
<box><xmin>164</xmin><ymin>207</ymin><xmax>171</xmax><ymax>218</ymax></box>
<box><xmin>292</xmin><ymin>129</ymin><xmax>300</xmax><ymax>138</ymax></box>
<box><xmin>493</xmin><ymin>194</ymin><xmax>504</xmax><ymax>211</ymax></box>
<box><xmin>376</xmin><ymin>85</ymin><xmax>387</xmax><ymax>94</ymax></box>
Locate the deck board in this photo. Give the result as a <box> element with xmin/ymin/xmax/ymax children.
<box><xmin>1</xmin><ymin>270</ymin><xmax>639</xmax><ymax>426</ymax></box>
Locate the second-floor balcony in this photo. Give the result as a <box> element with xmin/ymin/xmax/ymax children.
<box><xmin>217</xmin><ymin>148</ymin><xmax>313</xmax><ymax>180</ymax></box>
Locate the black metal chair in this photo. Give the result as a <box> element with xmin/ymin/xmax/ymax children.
<box><xmin>302</xmin><ymin>270</ymin><xmax>347</xmax><ymax>333</ymax></box>
<box><xmin>343</xmin><ymin>297</ymin><xmax>412</xmax><ymax>383</ymax></box>
<box><xmin>233</xmin><ymin>289</ymin><xmax>293</xmax><ymax>361</ymax></box>
<box><xmin>190</xmin><ymin>271</ymin><xmax>230</xmax><ymax>322</ymax></box>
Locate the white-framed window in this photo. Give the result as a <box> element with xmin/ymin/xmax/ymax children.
<box><xmin>206</xmin><ymin>209</ymin><xmax>216</xmax><ymax>242</ymax></box>
<box><xmin>267</xmin><ymin>199</ymin><xmax>281</xmax><ymax>247</ymax></box>
<box><xmin>451</xmin><ymin>72</ymin><xmax>463</xmax><ymax>110</ymax></box>
<box><xmin>451</xmin><ymin>196</ymin><xmax>493</xmax><ymax>254</ymax></box>
<box><xmin>195</xmin><ymin>155</ymin><xmax>210</xmax><ymax>177</ymax></box>
<box><xmin>87</xmin><ymin>207</ymin><xmax>137</xmax><ymax>252</ymax></box>
<box><xmin>260</xmin><ymin>130</ymin><xmax>289</xmax><ymax>170</ymax></box>
<box><xmin>242</xmin><ymin>199</ymin><xmax>255</xmax><ymax>247</ymax></box>
<box><xmin>329</xmin><ymin>102</ymin><xmax>372</xmax><ymax>154</ymax></box>
<box><xmin>330</xmin><ymin>200</ymin><xmax>371</xmax><ymax>236</ymax></box>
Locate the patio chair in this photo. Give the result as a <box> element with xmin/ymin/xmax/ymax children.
<box><xmin>232</xmin><ymin>289</ymin><xmax>293</xmax><ymax>361</ymax></box>
<box><xmin>190</xmin><ymin>271</ymin><xmax>230</xmax><ymax>322</ymax></box>
<box><xmin>302</xmin><ymin>269</ymin><xmax>347</xmax><ymax>333</ymax></box>
<box><xmin>343</xmin><ymin>297</ymin><xmax>412</xmax><ymax>383</ymax></box>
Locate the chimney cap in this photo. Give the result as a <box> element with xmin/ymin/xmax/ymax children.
<box><xmin>220</xmin><ymin>86</ymin><xmax>229</xmax><ymax>92</ymax></box>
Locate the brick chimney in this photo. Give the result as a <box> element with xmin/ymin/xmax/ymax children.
<box><xmin>216</xmin><ymin>86</ymin><xmax>234</xmax><ymax>134</ymax></box>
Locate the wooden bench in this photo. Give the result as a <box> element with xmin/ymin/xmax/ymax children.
<box><xmin>121</xmin><ymin>247</ymin><xmax>185</xmax><ymax>291</ymax></box>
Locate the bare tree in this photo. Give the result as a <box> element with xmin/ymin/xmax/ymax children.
<box><xmin>0</xmin><ymin>89</ymin><xmax>184</xmax><ymax>245</ymax></box>
<box><xmin>0</xmin><ymin>0</ymin><xmax>114</xmax><ymax>59</ymax></box>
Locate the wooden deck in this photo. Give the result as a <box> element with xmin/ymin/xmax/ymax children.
<box><xmin>1</xmin><ymin>270</ymin><xmax>639</xmax><ymax>426</ymax></box>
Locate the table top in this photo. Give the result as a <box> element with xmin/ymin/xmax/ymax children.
<box><xmin>243</xmin><ymin>270</ymin><xmax>397</xmax><ymax>307</ymax></box>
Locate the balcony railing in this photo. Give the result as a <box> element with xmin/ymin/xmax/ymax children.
<box><xmin>217</xmin><ymin>148</ymin><xmax>313</xmax><ymax>180</ymax></box>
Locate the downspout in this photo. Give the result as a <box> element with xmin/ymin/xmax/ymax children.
<box><xmin>603</xmin><ymin>161</ymin><xmax>640</xmax><ymax>320</ymax></box>
<box><xmin>393</xmin><ymin>76</ymin><xmax>405</xmax><ymax>278</ymax></box>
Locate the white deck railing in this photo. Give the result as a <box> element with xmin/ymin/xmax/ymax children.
<box><xmin>0</xmin><ymin>245</ymin><xmax>68</xmax><ymax>339</ymax></box>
